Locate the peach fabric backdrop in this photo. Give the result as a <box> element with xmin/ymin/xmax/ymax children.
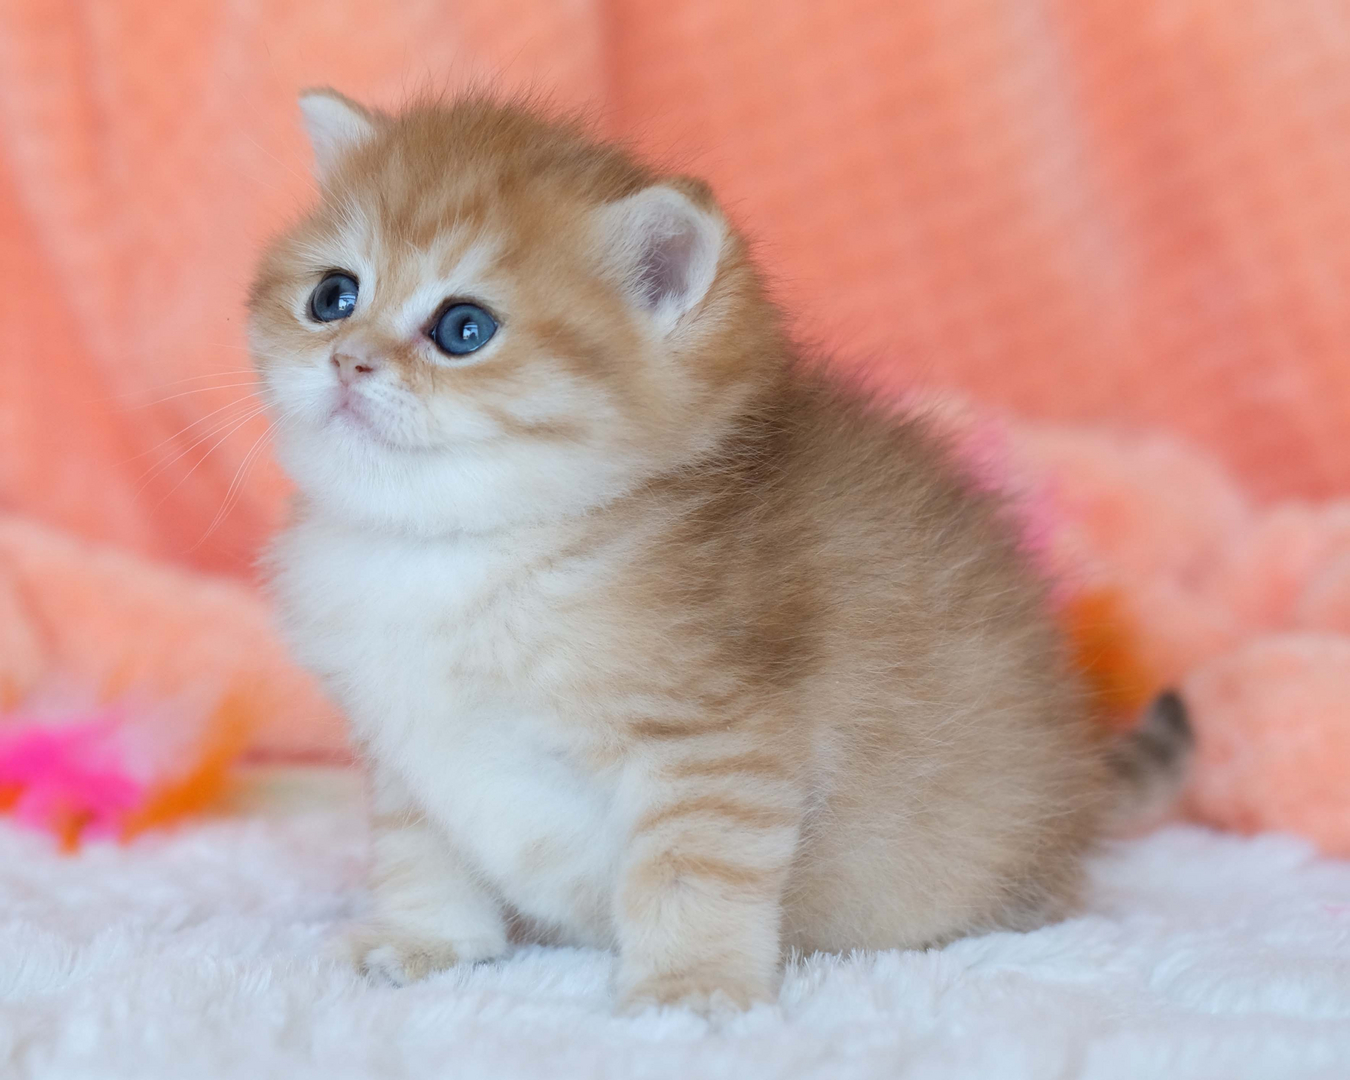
<box><xmin>3</xmin><ymin>0</ymin><xmax>1348</xmax><ymax>583</ymax></box>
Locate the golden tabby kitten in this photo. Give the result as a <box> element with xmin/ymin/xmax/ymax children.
<box><xmin>249</xmin><ymin>90</ymin><xmax>1190</xmax><ymax>1013</ymax></box>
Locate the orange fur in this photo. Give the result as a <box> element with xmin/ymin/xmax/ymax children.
<box><xmin>251</xmin><ymin>92</ymin><xmax>1184</xmax><ymax>1012</ymax></box>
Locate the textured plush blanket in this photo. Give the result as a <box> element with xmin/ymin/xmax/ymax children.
<box><xmin>2</xmin><ymin>770</ymin><xmax>1348</xmax><ymax>1079</ymax></box>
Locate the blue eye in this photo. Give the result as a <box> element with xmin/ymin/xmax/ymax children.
<box><xmin>430</xmin><ymin>303</ymin><xmax>497</xmax><ymax>356</ymax></box>
<box><xmin>309</xmin><ymin>273</ymin><xmax>359</xmax><ymax>322</ymax></box>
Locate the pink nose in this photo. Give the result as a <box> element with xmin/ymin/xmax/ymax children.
<box><xmin>331</xmin><ymin>352</ymin><xmax>379</xmax><ymax>383</ymax></box>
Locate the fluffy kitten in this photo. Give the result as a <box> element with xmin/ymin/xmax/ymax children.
<box><xmin>250</xmin><ymin>90</ymin><xmax>1190</xmax><ymax>1012</ymax></box>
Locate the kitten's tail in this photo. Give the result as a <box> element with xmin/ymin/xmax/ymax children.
<box><xmin>1104</xmin><ymin>689</ymin><xmax>1195</xmax><ymax>836</ymax></box>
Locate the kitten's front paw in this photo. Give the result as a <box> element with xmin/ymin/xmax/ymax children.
<box><xmin>359</xmin><ymin>937</ymin><xmax>460</xmax><ymax>986</ymax></box>
<box><xmin>619</xmin><ymin>971</ymin><xmax>775</xmax><ymax>1016</ymax></box>
<box><xmin>341</xmin><ymin>924</ymin><xmax>503</xmax><ymax>986</ymax></box>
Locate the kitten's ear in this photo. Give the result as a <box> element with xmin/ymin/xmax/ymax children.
<box><xmin>596</xmin><ymin>183</ymin><xmax>725</xmax><ymax>333</ymax></box>
<box><xmin>298</xmin><ymin>89</ymin><xmax>379</xmax><ymax>182</ymax></box>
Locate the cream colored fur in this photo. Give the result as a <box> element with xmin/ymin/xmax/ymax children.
<box><xmin>251</xmin><ymin>91</ymin><xmax>1160</xmax><ymax>1013</ymax></box>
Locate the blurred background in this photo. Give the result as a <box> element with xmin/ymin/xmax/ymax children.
<box><xmin>2</xmin><ymin>0</ymin><xmax>1349</xmax><ymax>844</ymax></box>
<box><xmin>5</xmin><ymin>0</ymin><xmax>1349</xmax><ymax>579</ymax></box>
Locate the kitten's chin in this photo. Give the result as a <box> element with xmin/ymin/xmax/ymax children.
<box><xmin>328</xmin><ymin>401</ymin><xmax>415</xmax><ymax>453</ymax></box>
<box><xmin>273</xmin><ymin>426</ymin><xmax>645</xmax><ymax>537</ymax></box>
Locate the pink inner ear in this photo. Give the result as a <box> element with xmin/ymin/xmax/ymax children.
<box><xmin>634</xmin><ymin>220</ymin><xmax>699</xmax><ymax>311</ymax></box>
<box><xmin>606</xmin><ymin>187</ymin><xmax>721</xmax><ymax>323</ymax></box>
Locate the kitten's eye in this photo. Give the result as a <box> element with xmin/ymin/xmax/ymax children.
<box><xmin>430</xmin><ymin>303</ymin><xmax>497</xmax><ymax>357</ymax></box>
<box><xmin>309</xmin><ymin>273</ymin><xmax>359</xmax><ymax>322</ymax></box>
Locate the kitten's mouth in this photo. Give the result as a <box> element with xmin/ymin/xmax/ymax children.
<box><xmin>332</xmin><ymin>396</ymin><xmax>370</xmax><ymax>427</ymax></box>
<box><xmin>326</xmin><ymin>395</ymin><xmax>436</xmax><ymax>454</ymax></box>
<box><xmin>330</xmin><ymin>396</ymin><xmax>391</xmax><ymax>445</ymax></box>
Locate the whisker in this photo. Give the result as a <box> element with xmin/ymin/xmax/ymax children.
<box><xmin>86</xmin><ymin>369</ymin><xmax>260</xmax><ymax>404</ymax></box>
<box><xmin>115</xmin><ymin>381</ymin><xmax>263</xmax><ymax>410</ymax></box>
<box><xmin>189</xmin><ymin>422</ymin><xmax>276</xmax><ymax>551</ymax></box>
<box><xmin>134</xmin><ymin>404</ymin><xmax>270</xmax><ymax>502</ymax></box>
<box><xmin>128</xmin><ymin>399</ymin><xmax>269</xmax><ymax>481</ymax></box>
<box><xmin>241</xmin><ymin>130</ymin><xmax>313</xmax><ymax>190</ymax></box>
<box><xmin>118</xmin><ymin>394</ymin><xmax>269</xmax><ymax>468</ymax></box>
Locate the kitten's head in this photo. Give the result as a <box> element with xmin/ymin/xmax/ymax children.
<box><xmin>249</xmin><ymin>90</ymin><xmax>782</xmax><ymax>534</ymax></box>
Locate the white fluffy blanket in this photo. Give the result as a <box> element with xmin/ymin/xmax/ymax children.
<box><xmin>2</xmin><ymin>770</ymin><xmax>1349</xmax><ymax>1079</ymax></box>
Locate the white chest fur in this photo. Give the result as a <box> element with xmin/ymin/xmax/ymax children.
<box><xmin>269</xmin><ymin>518</ymin><xmax>624</xmax><ymax>945</ymax></box>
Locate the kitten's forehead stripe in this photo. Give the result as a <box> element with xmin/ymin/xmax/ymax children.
<box><xmin>389</xmin><ymin>238</ymin><xmax>500</xmax><ymax>335</ymax></box>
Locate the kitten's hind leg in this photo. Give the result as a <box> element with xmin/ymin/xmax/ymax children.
<box><xmin>344</xmin><ymin>764</ymin><xmax>508</xmax><ymax>985</ymax></box>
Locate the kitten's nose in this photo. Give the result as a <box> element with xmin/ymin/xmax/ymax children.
<box><xmin>331</xmin><ymin>351</ymin><xmax>379</xmax><ymax>383</ymax></box>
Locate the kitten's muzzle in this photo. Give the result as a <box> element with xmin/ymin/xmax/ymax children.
<box><xmin>332</xmin><ymin>351</ymin><xmax>380</xmax><ymax>384</ymax></box>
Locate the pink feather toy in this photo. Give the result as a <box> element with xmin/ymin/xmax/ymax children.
<box><xmin>0</xmin><ymin>691</ymin><xmax>252</xmax><ymax>852</ymax></box>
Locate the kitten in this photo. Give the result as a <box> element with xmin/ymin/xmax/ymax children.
<box><xmin>249</xmin><ymin>90</ymin><xmax>1191</xmax><ymax>1013</ymax></box>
